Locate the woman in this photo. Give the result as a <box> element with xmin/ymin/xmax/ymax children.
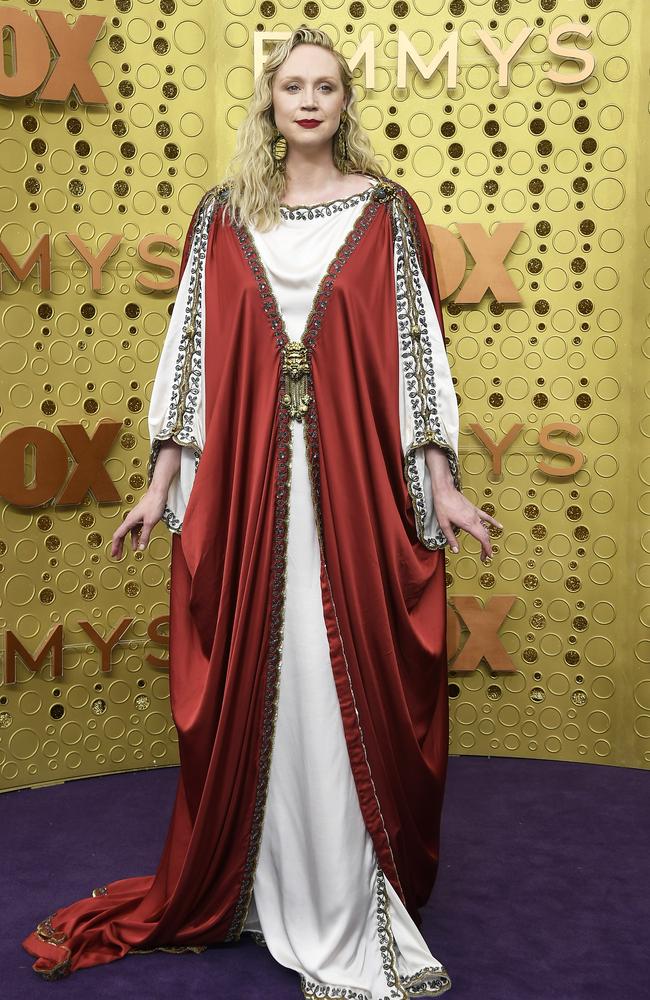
<box><xmin>22</xmin><ymin>26</ymin><xmax>501</xmax><ymax>999</ymax></box>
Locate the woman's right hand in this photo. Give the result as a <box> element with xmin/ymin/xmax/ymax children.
<box><xmin>111</xmin><ymin>489</ymin><xmax>167</xmax><ymax>559</ymax></box>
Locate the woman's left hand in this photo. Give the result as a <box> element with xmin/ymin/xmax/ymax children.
<box><xmin>432</xmin><ymin>485</ymin><xmax>502</xmax><ymax>564</ymax></box>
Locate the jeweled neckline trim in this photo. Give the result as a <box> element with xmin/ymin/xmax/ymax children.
<box><xmin>279</xmin><ymin>181</ymin><xmax>377</xmax><ymax>219</ymax></box>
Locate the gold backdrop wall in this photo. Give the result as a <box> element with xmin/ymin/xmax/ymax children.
<box><xmin>0</xmin><ymin>1</ymin><xmax>648</xmax><ymax>791</ymax></box>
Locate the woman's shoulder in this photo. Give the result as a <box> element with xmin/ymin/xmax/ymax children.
<box><xmin>360</xmin><ymin>176</ymin><xmax>425</xmax><ymax>230</ymax></box>
<box><xmin>209</xmin><ymin>182</ymin><xmax>232</xmax><ymax>204</ymax></box>
<box><xmin>352</xmin><ymin>173</ymin><xmax>416</xmax><ymax>210</ymax></box>
<box><xmin>182</xmin><ymin>184</ymin><xmax>231</xmax><ymax>242</ymax></box>
<box><xmin>380</xmin><ymin>178</ymin><xmax>422</xmax><ymax>217</ymax></box>
<box><xmin>193</xmin><ymin>182</ymin><xmax>230</xmax><ymax>216</ymax></box>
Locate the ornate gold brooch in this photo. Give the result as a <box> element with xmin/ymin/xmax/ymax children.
<box><xmin>281</xmin><ymin>341</ymin><xmax>311</xmax><ymax>421</ymax></box>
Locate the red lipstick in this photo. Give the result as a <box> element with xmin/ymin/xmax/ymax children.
<box><xmin>296</xmin><ymin>120</ymin><xmax>321</xmax><ymax>128</ymax></box>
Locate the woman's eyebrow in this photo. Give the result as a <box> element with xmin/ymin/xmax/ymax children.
<box><xmin>278</xmin><ymin>75</ymin><xmax>337</xmax><ymax>83</ymax></box>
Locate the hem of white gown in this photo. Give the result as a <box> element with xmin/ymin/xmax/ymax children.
<box><xmin>243</xmin><ymin>865</ymin><xmax>452</xmax><ymax>1000</ymax></box>
<box><xmin>300</xmin><ymin>972</ymin><xmax>453</xmax><ymax>1000</ymax></box>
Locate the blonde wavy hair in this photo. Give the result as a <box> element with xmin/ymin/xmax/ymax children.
<box><xmin>219</xmin><ymin>26</ymin><xmax>385</xmax><ymax>232</ymax></box>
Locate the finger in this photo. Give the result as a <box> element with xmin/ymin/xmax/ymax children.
<box><xmin>438</xmin><ymin>518</ymin><xmax>460</xmax><ymax>554</ymax></box>
<box><xmin>471</xmin><ymin>518</ymin><xmax>491</xmax><ymax>563</ymax></box>
<box><xmin>481</xmin><ymin>529</ymin><xmax>493</xmax><ymax>563</ymax></box>
<box><xmin>477</xmin><ymin>510</ymin><xmax>503</xmax><ymax>530</ymax></box>
<box><xmin>113</xmin><ymin>520</ymin><xmax>131</xmax><ymax>542</ymax></box>
<box><xmin>137</xmin><ymin>524</ymin><xmax>152</xmax><ymax>552</ymax></box>
<box><xmin>112</xmin><ymin>511</ymin><xmax>142</xmax><ymax>558</ymax></box>
<box><xmin>130</xmin><ymin>523</ymin><xmax>143</xmax><ymax>551</ymax></box>
<box><xmin>111</xmin><ymin>524</ymin><xmax>127</xmax><ymax>554</ymax></box>
<box><xmin>115</xmin><ymin>513</ymin><xmax>140</xmax><ymax>543</ymax></box>
<box><xmin>447</xmin><ymin>535</ymin><xmax>459</xmax><ymax>554</ymax></box>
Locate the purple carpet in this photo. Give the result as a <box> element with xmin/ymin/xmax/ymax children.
<box><xmin>4</xmin><ymin>755</ymin><xmax>645</xmax><ymax>999</ymax></box>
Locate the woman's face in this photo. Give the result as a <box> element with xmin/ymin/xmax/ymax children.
<box><xmin>271</xmin><ymin>44</ymin><xmax>346</xmax><ymax>156</ymax></box>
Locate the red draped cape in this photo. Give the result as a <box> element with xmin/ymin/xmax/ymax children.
<box><xmin>22</xmin><ymin>177</ymin><xmax>451</xmax><ymax>980</ymax></box>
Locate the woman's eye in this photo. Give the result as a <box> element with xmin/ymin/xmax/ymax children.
<box><xmin>286</xmin><ymin>84</ymin><xmax>332</xmax><ymax>92</ymax></box>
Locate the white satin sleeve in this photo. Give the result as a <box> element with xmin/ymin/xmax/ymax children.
<box><xmin>392</xmin><ymin>198</ymin><xmax>462</xmax><ymax>550</ymax></box>
<box><xmin>146</xmin><ymin>206</ymin><xmax>209</xmax><ymax>534</ymax></box>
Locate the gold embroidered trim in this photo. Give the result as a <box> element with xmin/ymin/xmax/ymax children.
<box><xmin>279</xmin><ymin>178</ymin><xmax>376</xmax><ymax>219</ymax></box>
<box><xmin>32</xmin><ymin>915</ymin><xmax>72</xmax><ymax>981</ymax></box>
<box><xmin>390</xmin><ymin>189</ymin><xmax>462</xmax><ymax>550</ymax></box>
<box><xmin>128</xmin><ymin>944</ymin><xmax>207</xmax><ymax>955</ymax></box>
<box><xmin>223</xmin><ymin>384</ymin><xmax>293</xmax><ymax>940</ymax></box>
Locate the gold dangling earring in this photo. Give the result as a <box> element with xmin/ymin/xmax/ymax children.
<box><xmin>270</xmin><ymin>125</ymin><xmax>287</xmax><ymax>172</ymax></box>
<box><xmin>335</xmin><ymin>109</ymin><xmax>350</xmax><ymax>173</ymax></box>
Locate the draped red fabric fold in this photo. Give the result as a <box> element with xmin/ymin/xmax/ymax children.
<box><xmin>21</xmin><ymin>181</ymin><xmax>450</xmax><ymax>980</ymax></box>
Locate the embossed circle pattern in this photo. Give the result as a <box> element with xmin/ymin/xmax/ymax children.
<box><xmin>0</xmin><ymin>1</ymin><xmax>646</xmax><ymax>787</ymax></box>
